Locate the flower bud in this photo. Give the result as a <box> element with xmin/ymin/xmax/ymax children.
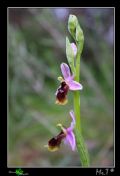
<box><xmin>71</xmin><ymin>43</ymin><xmax>77</xmax><ymax>57</ymax></box>
<box><xmin>66</xmin><ymin>37</ymin><xmax>76</xmax><ymax>74</ymax></box>
<box><xmin>76</xmin><ymin>24</ymin><xmax>84</xmax><ymax>43</ymax></box>
<box><xmin>66</xmin><ymin>37</ymin><xmax>74</xmax><ymax>60</ymax></box>
<box><xmin>68</xmin><ymin>14</ymin><xmax>78</xmax><ymax>38</ymax></box>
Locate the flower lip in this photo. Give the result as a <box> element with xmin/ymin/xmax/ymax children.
<box><xmin>47</xmin><ymin>131</ymin><xmax>66</xmax><ymax>152</ymax></box>
<box><xmin>55</xmin><ymin>81</ymin><xmax>69</xmax><ymax>105</ymax></box>
<box><xmin>48</xmin><ymin>131</ymin><xmax>65</xmax><ymax>147</ymax></box>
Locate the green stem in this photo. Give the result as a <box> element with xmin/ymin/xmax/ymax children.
<box><xmin>74</xmin><ymin>49</ymin><xmax>81</xmax><ymax>130</ymax></box>
<box><xmin>74</xmin><ymin>47</ymin><xmax>90</xmax><ymax>166</ymax></box>
<box><xmin>74</xmin><ymin>91</ymin><xmax>80</xmax><ymax>130</ymax></box>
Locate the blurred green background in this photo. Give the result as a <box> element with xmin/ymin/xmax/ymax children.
<box><xmin>8</xmin><ymin>8</ymin><xmax>114</xmax><ymax>167</ymax></box>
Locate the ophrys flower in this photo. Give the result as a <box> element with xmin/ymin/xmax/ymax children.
<box><xmin>45</xmin><ymin>110</ymin><xmax>76</xmax><ymax>151</ymax></box>
<box><xmin>55</xmin><ymin>63</ymin><xmax>83</xmax><ymax>105</ymax></box>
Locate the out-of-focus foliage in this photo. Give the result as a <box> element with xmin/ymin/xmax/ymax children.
<box><xmin>8</xmin><ymin>8</ymin><xmax>114</xmax><ymax>167</ymax></box>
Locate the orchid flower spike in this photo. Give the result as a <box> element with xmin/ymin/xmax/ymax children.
<box><xmin>45</xmin><ymin>110</ymin><xmax>76</xmax><ymax>151</ymax></box>
<box><xmin>55</xmin><ymin>63</ymin><xmax>83</xmax><ymax>105</ymax></box>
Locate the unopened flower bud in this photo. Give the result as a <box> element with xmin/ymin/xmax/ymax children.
<box><xmin>76</xmin><ymin>24</ymin><xmax>84</xmax><ymax>43</ymax></box>
<box><xmin>71</xmin><ymin>43</ymin><xmax>77</xmax><ymax>57</ymax></box>
<box><xmin>68</xmin><ymin>14</ymin><xmax>78</xmax><ymax>38</ymax></box>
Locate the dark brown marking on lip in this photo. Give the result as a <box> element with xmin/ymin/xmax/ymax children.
<box><xmin>48</xmin><ymin>131</ymin><xmax>66</xmax><ymax>149</ymax></box>
<box><xmin>56</xmin><ymin>81</ymin><xmax>69</xmax><ymax>104</ymax></box>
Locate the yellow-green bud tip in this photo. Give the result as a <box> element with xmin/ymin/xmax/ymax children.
<box><xmin>68</xmin><ymin>14</ymin><xmax>77</xmax><ymax>25</ymax></box>
<box><xmin>57</xmin><ymin>76</ymin><xmax>64</xmax><ymax>82</ymax></box>
<box><xmin>57</xmin><ymin>123</ymin><xmax>67</xmax><ymax>134</ymax></box>
<box><xmin>57</xmin><ymin>123</ymin><xmax>63</xmax><ymax>128</ymax></box>
<box><xmin>68</xmin><ymin>14</ymin><xmax>78</xmax><ymax>39</ymax></box>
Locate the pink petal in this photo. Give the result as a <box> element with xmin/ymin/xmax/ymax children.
<box><xmin>71</xmin><ymin>43</ymin><xmax>77</xmax><ymax>56</ymax></box>
<box><xmin>68</xmin><ymin>80</ymin><xmax>83</xmax><ymax>90</ymax></box>
<box><xmin>64</xmin><ymin>131</ymin><xmax>76</xmax><ymax>151</ymax></box>
<box><xmin>65</xmin><ymin>75</ymin><xmax>74</xmax><ymax>83</ymax></box>
<box><xmin>60</xmin><ymin>63</ymin><xmax>71</xmax><ymax>80</ymax></box>
<box><xmin>69</xmin><ymin>110</ymin><xmax>75</xmax><ymax>129</ymax></box>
